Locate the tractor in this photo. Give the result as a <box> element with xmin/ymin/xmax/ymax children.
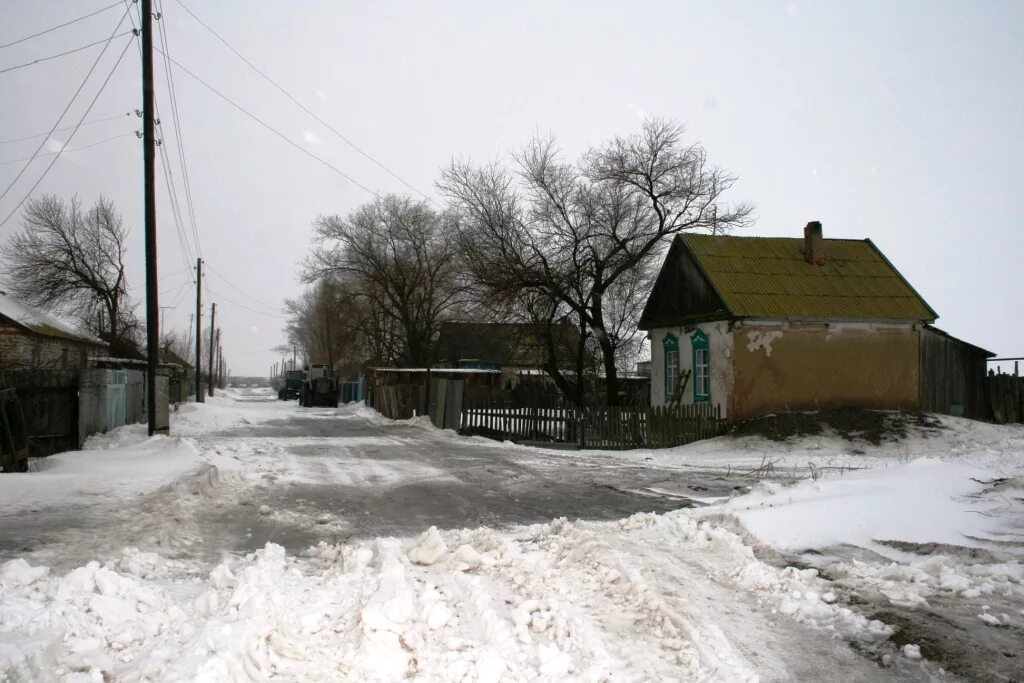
<box><xmin>278</xmin><ymin>369</ymin><xmax>305</xmax><ymax>400</ymax></box>
<box><xmin>299</xmin><ymin>364</ymin><xmax>339</xmax><ymax>407</ymax></box>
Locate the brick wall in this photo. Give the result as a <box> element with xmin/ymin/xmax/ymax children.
<box><xmin>0</xmin><ymin>324</ymin><xmax>104</xmax><ymax>370</ymax></box>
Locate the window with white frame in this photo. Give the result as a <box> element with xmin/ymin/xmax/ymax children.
<box><xmin>691</xmin><ymin>330</ymin><xmax>710</xmax><ymax>402</ymax></box>
<box><xmin>663</xmin><ymin>333</ymin><xmax>679</xmax><ymax>401</ymax></box>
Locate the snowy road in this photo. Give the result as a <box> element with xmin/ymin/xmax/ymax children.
<box><xmin>190</xmin><ymin>403</ymin><xmax>753</xmax><ymax>557</ymax></box>
<box><xmin>1</xmin><ymin>388</ymin><xmax>1022</xmax><ymax>681</ymax></box>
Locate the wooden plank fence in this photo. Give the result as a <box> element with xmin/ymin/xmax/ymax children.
<box><xmin>460</xmin><ymin>398</ymin><xmax>723</xmax><ymax>449</ymax></box>
<box><xmin>370</xmin><ymin>383</ymin><xmax>425</xmax><ymax>420</ymax></box>
<box><xmin>0</xmin><ymin>370</ymin><xmax>80</xmax><ymax>457</ymax></box>
<box><xmin>987</xmin><ymin>373</ymin><xmax>1023</xmax><ymax>424</ymax></box>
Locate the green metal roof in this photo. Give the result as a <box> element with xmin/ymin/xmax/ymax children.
<box><xmin>681</xmin><ymin>234</ymin><xmax>937</xmax><ymax>322</ymax></box>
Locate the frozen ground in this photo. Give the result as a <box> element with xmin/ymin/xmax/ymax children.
<box><xmin>0</xmin><ymin>388</ymin><xmax>1021</xmax><ymax>681</ymax></box>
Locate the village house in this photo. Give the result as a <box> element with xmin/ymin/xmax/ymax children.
<box><xmin>0</xmin><ymin>291</ymin><xmax>107</xmax><ymax>371</ymax></box>
<box><xmin>639</xmin><ymin>222</ymin><xmax>993</xmax><ymax>423</ymax></box>
<box><xmin>435</xmin><ymin>322</ymin><xmax>577</xmax><ymax>391</ymax></box>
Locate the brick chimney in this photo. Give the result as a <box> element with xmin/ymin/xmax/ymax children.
<box><xmin>804</xmin><ymin>221</ymin><xmax>825</xmax><ymax>266</ymax></box>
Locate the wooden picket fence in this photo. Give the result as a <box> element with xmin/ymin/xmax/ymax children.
<box><xmin>460</xmin><ymin>399</ymin><xmax>581</xmax><ymax>444</ymax></box>
<box><xmin>460</xmin><ymin>398</ymin><xmax>723</xmax><ymax>450</ymax></box>
<box><xmin>643</xmin><ymin>403</ymin><xmax>724</xmax><ymax>448</ymax></box>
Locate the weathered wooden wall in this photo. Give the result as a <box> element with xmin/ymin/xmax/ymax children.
<box><xmin>919</xmin><ymin>328</ymin><xmax>990</xmax><ymax>419</ymax></box>
<box><xmin>987</xmin><ymin>373</ymin><xmax>1023</xmax><ymax>424</ymax></box>
<box><xmin>0</xmin><ymin>369</ymin><xmax>79</xmax><ymax>456</ymax></box>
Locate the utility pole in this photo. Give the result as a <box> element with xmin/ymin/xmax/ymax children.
<box><xmin>208</xmin><ymin>303</ymin><xmax>216</xmax><ymax>397</ymax></box>
<box><xmin>292</xmin><ymin>345</ymin><xmax>296</xmax><ymax>371</ymax></box>
<box><xmin>142</xmin><ymin>0</ymin><xmax>161</xmax><ymax>435</ymax></box>
<box><xmin>215</xmin><ymin>331</ymin><xmax>222</xmax><ymax>389</ymax></box>
<box><xmin>159</xmin><ymin>307</ymin><xmax>173</xmax><ymax>341</ymax></box>
<box><xmin>194</xmin><ymin>259</ymin><xmax>203</xmax><ymax>403</ymax></box>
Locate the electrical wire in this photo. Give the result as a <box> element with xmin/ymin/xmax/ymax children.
<box><xmin>159</xmin><ymin>276</ymin><xmax>191</xmax><ymax>300</ymax></box>
<box><xmin>0</xmin><ymin>131</ymin><xmax>135</xmax><ymax>166</ymax></box>
<box><xmin>158</xmin><ymin>141</ymin><xmax>198</xmax><ymax>273</ymax></box>
<box><xmin>0</xmin><ymin>31</ymin><xmax>135</xmax><ymax>74</ymax></box>
<box><xmin>125</xmin><ymin>6</ymin><xmax>196</xmax><ymax>277</ymax></box>
<box><xmin>206</xmin><ymin>285</ymin><xmax>285</xmax><ymax>319</ymax></box>
<box><xmin>0</xmin><ymin>5</ymin><xmax>131</xmax><ymax>206</ymax></box>
<box><xmin>205</xmin><ymin>266</ymin><xmax>282</xmax><ymax>314</ymax></box>
<box><xmin>158</xmin><ymin>265</ymin><xmax>191</xmax><ymax>282</ymax></box>
<box><xmin>154</xmin><ymin>0</ymin><xmax>202</xmax><ymax>258</ymax></box>
<box><xmin>155</xmin><ymin>47</ymin><xmax>378</xmax><ymax>197</ymax></box>
<box><xmin>173</xmin><ymin>0</ymin><xmax>438</xmax><ymax>206</ymax></box>
<box><xmin>0</xmin><ymin>112</ymin><xmax>132</xmax><ymax>146</ymax></box>
<box><xmin>0</xmin><ymin>0</ymin><xmax>126</xmax><ymax>50</ymax></box>
<box><xmin>161</xmin><ymin>277</ymin><xmax>192</xmax><ymax>309</ymax></box>
<box><xmin>0</xmin><ymin>35</ymin><xmax>134</xmax><ymax>230</ymax></box>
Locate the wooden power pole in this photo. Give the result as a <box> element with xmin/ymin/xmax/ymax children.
<box><xmin>142</xmin><ymin>0</ymin><xmax>162</xmax><ymax>434</ymax></box>
<box><xmin>215</xmin><ymin>330</ymin><xmax>222</xmax><ymax>389</ymax></box>
<box><xmin>194</xmin><ymin>259</ymin><xmax>203</xmax><ymax>402</ymax></box>
<box><xmin>208</xmin><ymin>302</ymin><xmax>216</xmax><ymax>397</ymax></box>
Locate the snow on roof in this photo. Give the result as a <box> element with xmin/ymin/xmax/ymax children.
<box><xmin>0</xmin><ymin>291</ymin><xmax>104</xmax><ymax>346</ymax></box>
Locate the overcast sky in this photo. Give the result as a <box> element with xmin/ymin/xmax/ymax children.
<box><xmin>1</xmin><ymin>0</ymin><xmax>1021</xmax><ymax>376</ymax></box>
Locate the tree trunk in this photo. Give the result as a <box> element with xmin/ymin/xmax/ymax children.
<box><xmin>109</xmin><ymin>299</ymin><xmax>119</xmax><ymax>346</ymax></box>
<box><xmin>588</xmin><ymin>293</ymin><xmax>620</xmax><ymax>406</ymax></box>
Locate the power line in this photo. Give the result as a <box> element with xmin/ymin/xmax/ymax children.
<box><xmin>207</xmin><ymin>285</ymin><xmax>285</xmax><ymax>319</ymax></box>
<box><xmin>158</xmin><ymin>265</ymin><xmax>191</xmax><ymax>282</ymax></box>
<box><xmin>125</xmin><ymin>6</ymin><xmax>195</xmax><ymax>276</ymax></box>
<box><xmin>158</xmin><ymin>150</ymin><xmax>198</xmax><ymax>273</ymax></box>
<box><xmin>0</xmin><ymin>5</ymin><xmax>131</xmax><ymax>206</ymax></box>
<box><xmin>0</xmin><ymin>112</ymin><xmax>132</xmax><ymax>146</ymax></box>
<box><xmin>206</xmin><ymin>266</ymin><xmax>282</xmax><ymax>314</ymax></box>
<box><xmin>0</xmin><ymin>31</ymin><xmax>135</xmax><ymax>75</ymax></box>
<box><xmin>0</xmin><ymin>131</ymin><xmax>135</xmax><ymax>166</ymax></box>
<box><xmin>154</xmin><ymin>0</ymin><xmax>202</xmax><ymax>257</ymax></box>
<box><xmin>0</xmin><ymin>0</ymin><xmax>126</xmax><ymax>50</ymax></box>
<box><xmin>174</xmin><ymin>0</ymin><xmax>438</xmax><ymax>206</ymax></box>
<box><xmin>158</xmin><ymin>139</ymin><xmax>198</xmax><ymax>272</ymax></box>
<box><xmin>0</xmin><ymin>36</ymin><xmax>134</xmax><ymax>230</ymax></box>
<box><xmin>156</xmin><ymin>47</ymin><xmax>378</xmax><ymax>197</ymax></box>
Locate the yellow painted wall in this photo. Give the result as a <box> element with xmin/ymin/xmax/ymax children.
<box><xmin>731</xmin><ymin>322</ymin><xmax>920</xmax><ymax>421</ymax></box>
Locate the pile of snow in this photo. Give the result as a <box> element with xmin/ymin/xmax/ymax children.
<box><xmin>0</xmin><ymin>428</ymin><xmax>204</xmax><ymax>515</ymax></box>
<box><xmin>0</xmin><ymin>512</ymin><xmax>918</xmax><ymax>681</ymax></box>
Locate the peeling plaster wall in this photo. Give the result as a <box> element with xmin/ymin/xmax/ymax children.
<box><xmin>650</xmin><ymin>322</ymin><xmax>734</xmax><ymax>418</ymax></box>
<box><xmin>731</xmin><ymin>321</ymin><xmax>920</xmax><ymax>421</ymax></box>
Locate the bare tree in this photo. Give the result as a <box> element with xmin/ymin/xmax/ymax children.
<box><xmin>440</xmin><ymin>119</ymin><xmax>752</xmax><ymax>405</ymax></box>
<box><xmin>305</xmin><ymin>194</ymin><xmax>467</xmax><ymax>367</ymax></box>
<box><xmin>1</xmin><ymin>195</ymin><xmax>139</xmax><ymax>355</ymax></box>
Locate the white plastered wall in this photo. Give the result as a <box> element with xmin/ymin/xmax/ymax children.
<box><xmin>649</xmin><ymin>321</ymin><xmax>734</xmax><ymax>418</ymax></box>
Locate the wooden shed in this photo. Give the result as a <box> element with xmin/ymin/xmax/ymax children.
<box><xmin>919</xmin><ymin>325</ymin><xmax>994</xmax><ymax>419</ymax></box>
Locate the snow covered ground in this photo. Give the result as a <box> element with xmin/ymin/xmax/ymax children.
<box><xmin>1</xmin><ymin>388</ymin><xmax>1022</xmax><ymax>681</ymax></box>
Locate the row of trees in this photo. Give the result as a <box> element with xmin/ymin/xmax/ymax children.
<box><xmin>285</xmin><ymin>119</ymin><xmax>752</xmax><ymax>406</ymax></box>
<box><xmin>0</xmin><ymin>195</ymin><xmax>219</xmax><ymax>377</ymax></box>
<box><xmin>1</xmin><ymin>195</ymin><xmax>143</xmax><ymax>357</ymax></box>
